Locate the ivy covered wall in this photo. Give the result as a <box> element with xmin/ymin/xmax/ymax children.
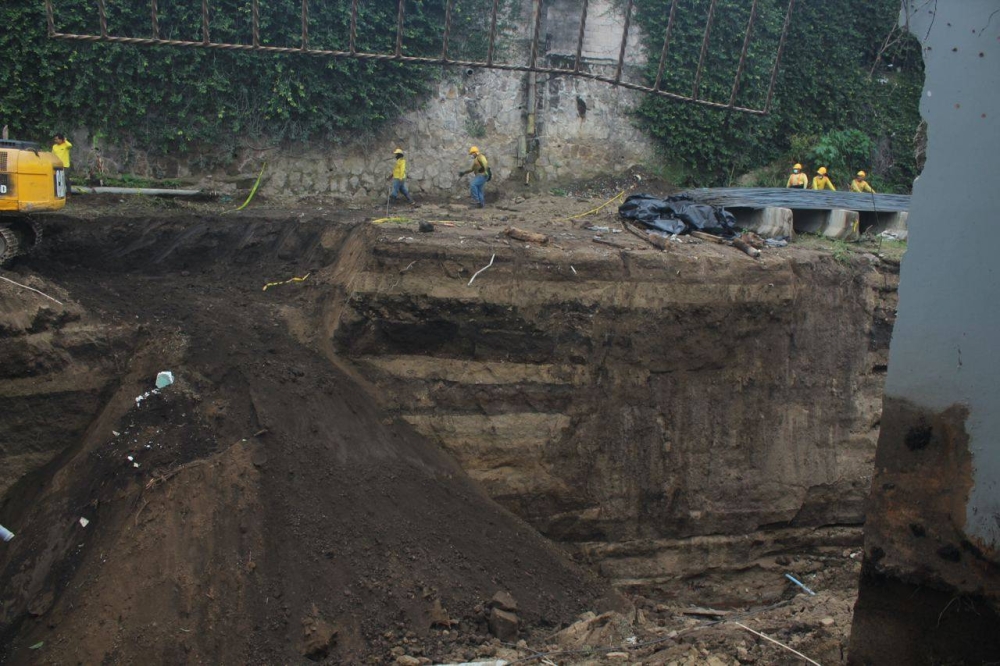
<box><xmin>0</xmin><ymin>0</ymin><xmax>490</xmax><ymax>160</ymax></box>
<box><xmin>633</xmin><ymin>0</ymin><xmax>924</xmax><ymax>193</ymax></box>
<box><xmin>2</xmin><ymin>0</ymin><xmax>922</xmax><ymax>193</ymax></box>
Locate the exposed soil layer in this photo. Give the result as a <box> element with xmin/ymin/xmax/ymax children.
<box><xmin>0</xmin><ymin>196</ymin><xmax>899</xmax><ymax>664</ymax></box>
<box><xmin>0</xmin><ymin>210</ymin><xmax>620</xmax><ymax>665</ymax></box>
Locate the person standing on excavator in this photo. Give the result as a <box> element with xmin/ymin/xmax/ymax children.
<box><xmin>786</xmin><ymin>163</ymin><xmax>809</xmax><ymax>189</ymax></box>
<box><xmin>52</xmin><ymin>133</ymin><xmax>73</xmax><ymax>196</ymax></box>
<box><xmin>850</xmin><ymin>171</ymin><xmax>875</xmax><ymax>194</ymax></box>
<box><xmin>388</xmin><ymin>148</ymin><xmax>415</xmax><ymax>205</ymax></box>
<box><xmin>459</xmin><ymin>146</ymin><xmax>490</xmax><ymax>208</ymax></box>
<box><xmin>811</xmin><ymin>166</ymin><xmax>836</xmax><ymax>190</ymax></box>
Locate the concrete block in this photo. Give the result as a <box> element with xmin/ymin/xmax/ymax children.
<box><xmin>863</xmin><ymin>211</ymin><xmax>908</xmax><ymax>239</ymax></box>
<box><xmin>794</xmin><ymin>209</ymin><xmax>860</xmax><ymax>241</ymax></box>
<box><xmin>740</xmin><ymin>207</ymin><xmax>794</xmax><ymax>238</ymax></box>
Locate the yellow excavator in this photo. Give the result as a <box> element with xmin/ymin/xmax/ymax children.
<box><xmin>0</xmin><ymin>139</ymin><xmax>67</xmax><ymax>265</ymax></box>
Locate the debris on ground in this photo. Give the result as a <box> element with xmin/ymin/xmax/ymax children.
<box><xmin>504</xmin><ymin>226</ymin><xmax>550</xmax><ymax>244</ymax></box>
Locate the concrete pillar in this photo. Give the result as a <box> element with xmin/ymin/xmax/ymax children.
<box><xmin>849</xmin><ymin>3</ymin><xmax>1000</xmax><ymax>664</ymax></box>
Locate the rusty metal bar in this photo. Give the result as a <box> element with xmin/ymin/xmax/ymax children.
<box><xmin>301</xmin><ymin>0</ymin><xmax>309</xmax><ymax>50</ymax></box>
<box><xmin>45</xmin><ymin>0</ymin><xmax>55</xmax><ymax>37</ymax></box>
<box><xmin>252</xmin><ymin>0</ymin><xmax>260</xmax><ymax>47</ymax></box>
<box><xmin>692</xmin><ymin>0</ymin><xmax>717</xmax><ymax>100</ymax></box>
<box><xmin>572</xmin><ymin>0</ymin><xmax>589</xmax><ymax>74</ymax></box>
<box><xmin>486</xmin><ymin>0</ymin><xmax>501</xmax><ymax>66</ymax></box>
<box><xmin>349</xmin><ymin>0</ymin><xmax>358</xmax><ymax>54</ymax></box>
<box><xmin>202</xmin><ymin>0</ymin><xmax>210</xmax><ymax>44</ymax></box>
<box><xmin>47</xmin><ymin>29</ymin><xmax>772</xmax><ymax>112</ymax></box>
<box><xmin>45</xmin><ymin>0</ymin><xmax>796</xmax><ymax>116</ymax></box>
<box><xmin>613</xmin><ymin>0</ymin><xmax>634</xmax><ymax>85</ymax></box>
<box><xmin>652</xmin><ymin>0</ymin><xmax>678</xmax><ymax>92</ymax></box>
<box><xmin>97</xmin><ymin>0</ymin><xmax>108</xmax><ymax>38</ymax></box>
<box><xmin>728</xmin><ymin>0</ymin><xmax>758</xmax><ymax>107</ymax></box>
<box><xmin>441</xmin><ymin>0</ymin><xmax>454</xmax><ymax>60</ymax></box>
<box><xmin>528</xmin><ymin>0</ymin><xmax>543</xmax><ymax>70</ymax></box>
<box><xmin>765</xmin><ymin>0</ymin><xmax>795</xmax><ymax>112</ymax></box>
<box><xmin>395</xmin><ymin>0</ymin><xmax>405</xmax><ymax>58</ymax></box>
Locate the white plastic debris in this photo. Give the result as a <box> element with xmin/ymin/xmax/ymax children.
<box><xmin>133</xmin><ymin>462</ymin><xmax>140</xmax><ymax>468</ymax></box>
<box><xmin>112</xmin><ymin>430</ymin><xmax>120</xmax><ymax>437</ymax></box>
<box><xmin>79</xmin><ymin>517</ymin><xmax>90</xmax><ymax>528</ymax></box>
<box><xmin>135</xmin><ymin>389</ymin><xmax>160</xmax><ymax>406</ymax></box>
<box><xmin>155</xmin><ymin>371</ymin><xmax>175</xmax><ymax>389</ymax></box>
<box><xmin>0</xmin><ymin>524</ymin><xmax>14</xmax><ymax>542</ymax></box>
<box><xmin>127</xmin><ymin>456</ymin><xmax>134</xmax><ymax>462</ymax></box>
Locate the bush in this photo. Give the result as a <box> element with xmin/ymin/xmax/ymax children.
<box><xmin>633</xmin><ymin>0</ymin><xmax>923</xmax><ymax>193</ymax></box>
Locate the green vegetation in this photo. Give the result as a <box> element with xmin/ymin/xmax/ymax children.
<box><xmin>795</xmin><ymin>233</ymin><xmax>907</xmax><ymax>264</ymax></box>
<box><xmin>1</xmin><ymin>0</ymin><xmax>494</xmax><ymax>159</ymax></box>
<box><xmin>633</xmin><ymin>0</ymin><xmax>923</xmax><ymax>193</ymax></box>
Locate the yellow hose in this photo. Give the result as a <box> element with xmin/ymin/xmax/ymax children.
<box><xmin>233</xmin><ymin>162</ymin><xmax>267</xmax><ymax>212</ymax></box>
<box><xmin>554</xmin><ymin>186</ymin><xmax>633</xmax><ymax>222</ymax></box>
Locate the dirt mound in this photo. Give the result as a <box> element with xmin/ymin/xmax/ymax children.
<box><xmin>0</xmin><ymin>214</ymin><xmax>619</xmax><ymax>664</ymax></box>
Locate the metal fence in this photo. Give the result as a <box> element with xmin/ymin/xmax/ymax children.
<box><xmin>44</xmin><ymin>0</ymin><xmax>795</xmax><ymax>114</ymax></box>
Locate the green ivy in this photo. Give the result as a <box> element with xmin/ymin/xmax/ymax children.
<box><xmin>633</xmin><ymin>0</ymin><xmax>924</xmax><ymax>193</ymax></box>
<box><xmin>0</xmin><ymin>0</ymin><xmax>495</xmax><ymax>160</ymax></box>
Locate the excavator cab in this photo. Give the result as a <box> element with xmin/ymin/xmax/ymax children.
<box><xmin>0</xmin><ymin>139</ymin><xmax>67</xmax><ymax>264</ymax></box>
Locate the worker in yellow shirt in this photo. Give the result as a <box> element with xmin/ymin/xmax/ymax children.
<box><xmin>388</xmin><ymin>148</ymin><xmax>415</xmax><ymax>205</ymax></box>
<box><xmin>459</xmin><ymin>146</ymin><xmax>490</xmax><ymax>208</ymax></box>
<box><xmin>850</xmin><ymin>171</ymin><xmax>875</xmax><ymax>193</ymax></box>
<box><xmin>52</xmin><ymin>133</ymin><xmax>73</xmax><ymax>196</ymax></box>
<box><xmin>786</xmin><ymin>163</ymin><xmax>809</xmax><ymax>189</ymax></box>
<box><xmin>811</xmin><ymin>166</ymin><xmax>836</xmax><ymax>190</ymax></box>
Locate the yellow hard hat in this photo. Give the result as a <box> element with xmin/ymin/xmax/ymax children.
<box><xmin>793</xmin><ymin>163</ymin><xmax>803</xmax><ymax>170</ymax></box>
<box><xmin>469</xmin><ymin>146</ymin><xmax>479</xmax><ymax>154</ymax></box>
<box><xmin>817</xmin><ymin>166</ymin><xmax>828</xmax><ymax>175</ymax></box>
<box><xmin>857</xmin><ymin>170</ymin><xmax>866</xmax><ymax>178</ymax></box>
<box><xmin>393</xmin><ymin>148</ymin><xmax>404</xmax><ymax>155</ymax></box>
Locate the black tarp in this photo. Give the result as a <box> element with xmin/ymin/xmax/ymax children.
<box><xmin>618</xmin><ymin>194</ymin><xmax>737</xmax><ymax>237</ymax></box>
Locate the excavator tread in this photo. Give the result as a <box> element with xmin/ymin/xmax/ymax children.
<box><xmin>0</xmin><ymin>224</ymin><xmax>21</xmax><ymax>266</ymax></box>
<box><xmin>29</xmin><ymin>220</ymin><xmax>43</xmax><ymax>251</ymax></box>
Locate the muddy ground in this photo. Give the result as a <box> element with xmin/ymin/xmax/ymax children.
<box><xmin>0</xmin><ymin>186</ymin><xmax>895</xmax><ymax>664</ymax></box>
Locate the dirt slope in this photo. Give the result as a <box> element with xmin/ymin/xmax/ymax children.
<box><xmin>0</xmin><ymin>213</ymin><xmax>619</xmax><ymax>665</ymax></box>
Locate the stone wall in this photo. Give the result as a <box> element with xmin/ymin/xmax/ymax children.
<box><xmin>71</xmin><ymin>0</ymin><xmax>656</xmax><ymax>200</ymax></box>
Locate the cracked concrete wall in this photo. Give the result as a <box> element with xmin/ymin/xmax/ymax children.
<box><xmin>849</xmin><ymin>2</ymin><xmax>1000</xmax><ymax>663</ymax></box>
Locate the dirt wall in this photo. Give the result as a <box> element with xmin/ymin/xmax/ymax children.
<box><xmin>326</xmin><ymin>221</ymin><xmax>899</xmax><ymax>602</ymax></box>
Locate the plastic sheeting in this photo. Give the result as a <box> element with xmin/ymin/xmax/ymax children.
<box><xmin>618</xmin><ymin>194</ymin><xmax>737</xmax><ymax>237</ymax></box>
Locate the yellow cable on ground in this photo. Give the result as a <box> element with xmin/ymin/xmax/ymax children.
<box><xmin>554</xmin><ymin>186</ymin><xmax>634</xmax><ymax>222</ymax></box>
<box><xmin>233</xmin><ymin>162</ymin><xmax>267</xmax><ymax>212</ymax></box>
<box><xmin>262</xmin><ymin>272</ymin><xmax>311</xmax><ymax>292</ymax></box>
<box><xmin>371</xmin><ymin>216</ymin><xmax>412</xmax><ymax>224</ymax></box>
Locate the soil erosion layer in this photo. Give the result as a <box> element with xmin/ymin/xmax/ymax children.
<box><xmin>0</xmin><ymin>203</ymin><xmax>898</xmax><ymax>665</ymax></box>
<box><xmin>0</xmin><ymin>212</ymin><xmax>619</xmax><ymax>665</ymax></box>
